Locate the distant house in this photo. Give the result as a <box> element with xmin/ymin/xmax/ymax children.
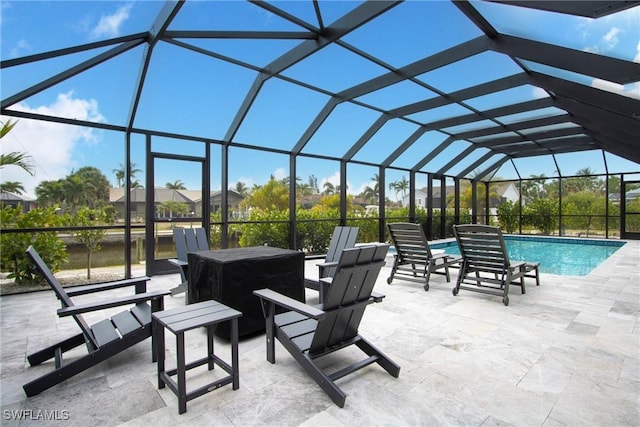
<box><xmin>207</xmin><ymin>190</ymin><xmax>245</xmax><ymax>218</ymax></box>
<box><xmin>626</xmin><ymin>188</ymin><xmax>640</xmax><ymax>200</ymax></box>
<box><xmin>109</xmin><ymin>188</ymin><xmax>244</xmax><ymax>221</ymax></box>
<box><xmin>608</xmin><ymin>188</ymin><xmax>640</xmax><ymax>204</ymax></box>
<box><xmin>0</xmin><ymin>190</ymin><xmax>36</xmax><ymax>212</ymax></box>
<box><xmin>402</xmin><ymin>182</ymin><xmax>520</xmax><ymax>211</ymax></box>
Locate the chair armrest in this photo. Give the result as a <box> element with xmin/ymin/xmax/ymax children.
<box><xmin>65</xmin><ymin>277</ymin><xmax>150</xmax><ymax>297</ymax></box>
<box><xmin>317</xmin><ymin>261</ymin><xmax>338</xmax><ymax>278</ymax></box>
<box><xmin>371</xmin><ymin>291</ymin><xmax>386</xmax><ymax>303</ymax></box>
<box><xmin>510</xmin><ymin>261</ymin><xmax>526</xmax><ymax>271</ymax></box>
<box><xmin>254</xmin><ymin>289</ymin><xmax>326</xmax><ymax>320</ymax></box>
<box><xmin>316</xmin><ymin>261</ymin><xmax>338</xmax><ymax>269</ymax></box>
<box><xmin>167</xmin><ymin>258</ymin><xmax>188</xmax><ymax>268</ymax></box>
<box><xmin>58</xmin><ymin>290</ymin><xmax>169</xmax><ymax>317</ymax></box>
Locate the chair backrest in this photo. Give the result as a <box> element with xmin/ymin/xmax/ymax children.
<box><xmin>325</xmin><ymin>226</ymin><xmax>359</xmax><ymax>263</ymax></box>
<box><xmin>173</xmin><ymin>228</ymin><xmax>189</xmax><ymax>262</ymax></box>
<box><xmin>387</xmin><ymin>222</ymin><xmax>433</xmax><ymax>261</ymax></box>
<box><xmin>173</xmin><ymin>227</ymin><xmax>209</xmax><ymax>261</ymax></box>
<box><xmin>322</xmin><ymin>226</ymin><xmax>359</xmax><ymax>278</ymax></box>
<box><xmin>311</xmin><ymin>244</ymin><xmax>388</xmax><ymax>353</ymax></box>
<box><xmin>25</xmin><ymin>246</ymin><xmax>98</xmax><ymax>349</ymax></box>
<box><xmin>194</xmin><ymin>227</ymin><xmax>210</xmax><ymax>251</ymax></box>
<box><xmin>453</xmin><ymin>224</ymin><xmax>512</xmax><ymax>273</ymax></box>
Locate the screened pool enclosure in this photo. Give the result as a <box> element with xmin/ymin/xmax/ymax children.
<box><xmin>1</xmin><ymin>0</ymin><xmax>639</xmax><ymax>279</ymax></box>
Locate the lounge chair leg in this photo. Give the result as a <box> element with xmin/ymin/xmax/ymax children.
<box><xmin>424</xmin><ymin>265</ymin><xmax>431</xmax><ymax>291</ymax></box>
<box><xmin>355</xmin><ymin>337</ymin><xmax>400</xmax><ymax>378</ymax></box>
<box><xmin>27</xmin><ymin>333</ymin><xmax>86</xmax><ymax>366</ymax></box>
<box><xmin>386</xmin><ymin>255</ymin><xmax>399</xmax><ymax>284</ymax></box>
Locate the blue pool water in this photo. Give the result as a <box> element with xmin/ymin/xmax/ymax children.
<box><xmin>428</xmin><ymin>236</ymin><xmax>625</xmax><ymax>276</ymax></box>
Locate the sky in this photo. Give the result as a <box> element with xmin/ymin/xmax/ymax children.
<box><xmin>1</xmin><ymin>0</ymin><xmax>639</xmax><ymax>200</ymax></box>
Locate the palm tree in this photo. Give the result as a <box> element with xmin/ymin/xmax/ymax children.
<box><xmin>397</xmin><ymin>176</ymin><xmax>409</xmax><ymax>199</ymax></box>
<box><xmin>565</xmin><ymin>167</ymin><xmax>602</xmax><ymax>194</ymax></box>
<box><xmin>166</xmin><ymin>180</ymin><xmax>186</xmax><ymax>190</ymax></box>
<box><xmin>0</xmin><ymin>119</ymin><xmax>17</xmax><ymax>138</ymax></box>
<box><xmin>389</xmin><ymin>176</ymin><xmax>409</xmax><ymax>201</ymax></box>
<box><xmin>323</xmin><ymin>181</ymin><xmax>335</xmax><ymax>196</ymax></box>
<box><xmin>112</xmin><ymin>162</ymin><xmax>142</xmax><ymax>188</ymax></box>
<box><xmin>0</xmin><ymin>119</ymin><xmax>34</xmax><ymax>177</ymax></box>
<box><xmin>234</xmin><ymin>181</ymin><xmax>248</xmax><ymax>196</ymax></box>
<box><xmin>0</xmin><ymin>181</ymin><xmax>26</xmax><ymax>194</ymax></box>
<box><xmin>522</xmin><ymin>173</ymin><xmax>547</xmax><ymax>203</ymax></box>
<box><xmin>362</xmin><ymin>173</ymin><xmax>380</xmax><ymax>204</ymax></box>
<box><xmin>113</xmin><ymin>168</ymin><xmax>125</xmax><ymax>188</ymax></box>
<box><xmin>35</xmin><ymin>179</ymin><xmax>66</xmax><ymax>208</ymax></box>
<box><xmin>63</xmin><ymin>175</ymin><xmax>86</xmax><ymax>215</ymax></box>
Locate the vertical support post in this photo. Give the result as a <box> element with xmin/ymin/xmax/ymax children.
<box><xmin>484</xmin><ymin>182</ymin><xmax>490</xmax><ymax>225</ymax></box>
<box><xmin>558</xmin><ymin>176</ymin><xmax>563</xmax><ymax>236</ymax></box>
<box><xmin>471</xmin><ymin>181</ymin><xmax>477</xmax><ymax>224</ymax></box>
<box><xmin>221</xmin><ymin>145</ymin><xmax>229</xmax><ymax>248</ymax></box>
<box><xmin>518</xmin><ymin>179</ymin><xmax>523</xmax><ymax>234</ymax></box>
<box><xmin>378</xmin><ymin>165</ymin><xmax>386</xmax><ymax>242</ymax></box>
<box><xmin>340</xmin><ymin>161</ymin><xmax>347</xmax><ymax>226</ymax></box>
<box><xmin>289</xmin><ymin>154</ymin><xmax>297</xmax><ymax>250</ymax></box>
<box><xmin>454</xmin><ymin>178</ymin><xmax>460</xmax><ymax>228</ymax></box>
<box><xmin>409</xmin><ymin>170</ymin><xmax>416</xmax><ymax>223</ymax></box>
<box><xmin>440</xmin><ymin>176</ymin><xmax>446</xmax><ymax>238</ymax></box>
<box><xmin>124</xmin><ymin>132</ymin><xmax>132</xmax><ymax>278</ymax></box>
<box><xmin>145</xmin><ymin>134</ymin><xmax>154</xmax><ymax>277</ymax></box>
<box><xmin>203</xmin><ymin>142</ymin><xmax>211</xmax><ymax>242</ymax></box>
<box><xmin>426</xmin><ymin>173</ymin><xmax>433</xmax><ymax>240</ymax></box>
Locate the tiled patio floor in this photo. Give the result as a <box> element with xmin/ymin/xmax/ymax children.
<box><xmin>1</xmin><ymin>240</ymin><xmax>638</xmax><ymax>426</ymax></box>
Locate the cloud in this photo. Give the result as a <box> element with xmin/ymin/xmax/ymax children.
<box><xmin>91</xmin><ymin>3</ymin><xmax>132</xmax><ymax>38</ymax></box>
<box><xmin>1</xmin><ymin>92</ymin><xmax>105</xmax><ymax>197</ymax></box>
<box><xmin>635</xmin><ymin>40</ymin><xmax>640</xmax><ymax>63</ymax></box>
<box><xmin>319</xmin><ymin>171</ymin><xmax>340</xmax><ymax>188</ymax></box>
<box><xmin>9</xmin><ymin>39</ymin><xmax>31</xmax><ymax>58</ymax></box>
<box><xmin>273</xmin><ymin>167</ymin><xmax>287</xmax><ymax>181</ymax></box>
<box><xmin>602</xmin><ymin>27</ymin><xmax>620</xmax><ymax>49</ymax></box>
<box><xmin>591</xmin><ymin>79</ymin><xmax>640</xmax><ymax>100</ymax></box>
<box><xmin>0</xmin><ymin>1</ymin><xmax>10</xmax><ymax>26</ymax></box>
<box><xmin>531</xmin><ymin>86</ymin><xmax>549</xmax><ymax>99</ymax></box>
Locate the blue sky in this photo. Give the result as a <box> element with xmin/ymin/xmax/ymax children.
<box><xmin>1</xmin><ymin>1</ymin><xmax>639</xmax><ymax>199</ymax></box>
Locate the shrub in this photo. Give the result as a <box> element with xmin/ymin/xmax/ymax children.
<box><xmin>496</xmin><ymin>200</ymin><xmax>520</xmax><ymax>233</ymax></box>
<box><xmin>523</xmin><ymin>198</ymin><xmax>558</xmax><ymax>235</ymax></box>
<box><xmin>0</xmin><ymin>206</ymin><xmax>68</xmax><ymax>283</ymax></box>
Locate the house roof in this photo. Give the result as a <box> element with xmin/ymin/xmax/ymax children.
<box><xmin>413</xmin><ymin>181</ymin><xmax>516</xmax><ymax>198</ymax></box>
<box><xmin>0</xmin><ymin>190</ymin><xmax>35</xmax><ymax>202</ymax></box>
<box><xmin>109</xmin><ymin>188</ymin><xmax>245</xmax><ymax>203</ymax></box>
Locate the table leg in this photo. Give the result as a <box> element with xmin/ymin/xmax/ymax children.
<box><xmin>177</xmin><ymin>332</ymin><xmax>187</xmax><ymax>414</ymax></box>
<box><xmin>154</xmin><ymin>318</ymin><xmax>165</xmax><ymax>389</ymax></box>
<box><xmin>231</xmin><ymin>318</ymin><xmax>239</xmax><ymax>390</ymax></box>
<box><xmin>207</xmin><ymin>325</ymin><xmax>215</xmax><ymax>370</ymax></box>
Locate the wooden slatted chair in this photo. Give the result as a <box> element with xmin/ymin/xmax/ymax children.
<box><xmin>305</xmin><ymin>226</ymin><xmax>359</xmax><ymax>303</ymax></box>
<box><xmin>452</xmin><ymin>224</ymin><xmax>540</xmax><ymax>306</ymax></box>
<box><xmin>23</xmin><ymin>246</ymin><xmax>169</xmax><ymax>397</ymax></box>
<box><xmin>168</xmin><ymin>227</ymin><xmax>209</xmax><ymax>296</ymax></box>
<box><xmin>386</xmin><ymin>222</ymin><xmax>461</xmax><ymax>291</ymax></box>
<box><xmin>254</xmin><ymin>244</ymin><xmax>400</xmax><ymax>408</ymax></box>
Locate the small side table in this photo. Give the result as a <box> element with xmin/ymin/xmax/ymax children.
<box><xmin>152</xmin><ymin>300</ymin><xmax>242</xmax><ymax>414</ymax></box>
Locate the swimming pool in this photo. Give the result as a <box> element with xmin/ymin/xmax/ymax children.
<box><xmin>429</xmin><ymin>236</ymin><xmax>625</xmax><ymax>276</ymax></box>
